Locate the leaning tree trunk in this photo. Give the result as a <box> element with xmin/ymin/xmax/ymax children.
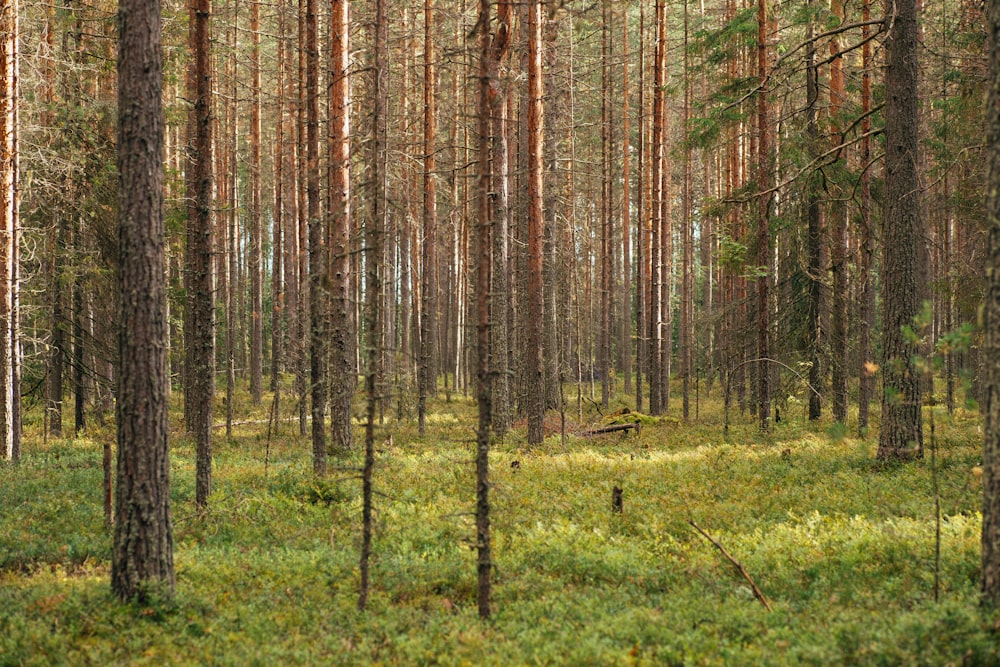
<box><xmin>877</xmin><ymin>0</ymin><xmax>923</xmax><ymax>460</ymax></box>
<box><xmin>112</xmin><ymin>0</ymin><xmax>174</xmax><ymax>599</ymax></box>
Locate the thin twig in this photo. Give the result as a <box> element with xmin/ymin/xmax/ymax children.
<box><xmin>265</xmin><ymin>388</ymin><xmax>279</xmax><ymax>477</ymax></box>
<box><xmin>689</xmin><ymin>519</ymin><xmax>773</xmax><ymax>612</ymax></box>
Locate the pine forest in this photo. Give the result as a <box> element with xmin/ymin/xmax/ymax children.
<box><xmin>3</xmin><ymin>0</ymin><xmax>1000</xmax><ymax>662</ymax></box>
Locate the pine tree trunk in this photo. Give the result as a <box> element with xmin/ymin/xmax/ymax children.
<box><xmin>248</xmin><ymin>0</ymin><xmax>263</xmax><ymax>406</ymax></box>
<box><xmin>48</xmin><ymin>221</ymin><xmax>64</xmax><ymax>437</ymax></box>
<box><xmin>418</xmin><ymin>0</ymin><xmax>438</xmax><ymax>435</ymax></box>
<box><xmin>635</xmin><ymin>2</ymin><xmax>647</xmax><ymax>413</ymax></box>
<box><xmin>829</xmin><ymin>0</ymin><xmax>848</xmax><ymax>424</ymax></box>
<box><xmin>805</xmin><ymin>5</ymin><xmax>824</xmax><ymax>421</ymax></box>
<box><xmin>526</xmin><ymin>0</ymin><xmax>546</xmax><ymax>446</ymax></box>
<box><xmin>187</xmin><ymin>0</ymin><xmax>214</xmax><ymax>509</ymax></box>
<box><xmin>858</xmin><ymin>0</ymin><xmax>875</xmax><ymax>433</ymax></box>
<box><xmin>475</xmin><ymin>0</ymin><xmax>494</xmax><ymax>618</ymax></box>
<box><xmin>600</xmin><ymin>2</ymin><xmax>611</xmax><ymax>410</ymax></box>
<box><xmin>305</xmin><ymin>0</ymin><xmax>326</xmax><ymax>475</ymax></box>
<box><xmin>280</xmin><ymin>2</ymin><xmax>300</xmax><ymax>435</ymax></box>
<box><xmin>0</xmin><ymin>0</ymin><xmax>18</xmax><ymax>460</ymax></box>
<box><xmin>398</xmin><ymin>9</ymin><xmax>413</xmax><ymax>400</ymax></box>
<box><xmin>661</xmin><ymin>105</ymin><xmax>673</xmax><ymax>416</ymax></box>
<box><xmin>681</xmin><ymin>0</ymin><xmax>693</xmax><ymax>422</ymax></box>
<box><xmin>878</xmin><ymin>0</ymin><xmax>924</xmax><ymax>460</ymax></box>
<box><xmin>112</xmin><ymin>0</ymin><xmax>174</xmax><ymax>598</ymax></box>
<box><xmin>648</xmin><ymin>0</ymin><xmax>665</xmax><ymax>416</ymax></box>
<box><xmin>980</xmin><ymin>0</ymin><xmax>1000</xmax><ymax>607</ymax></box>
<box><xmin>296</xmin><ymin>0</ymin><xmax>309</xmax><ymax>437</ymax></box>
<box><xmin>487</xmin><ymin>27</ymin><xmax>511</xmax><ymax>435</ymax></box>
<box><xmin>272</xmin><ymin>5</ymin><xmax>286</xmax><ymax>397</ymax></box>
<box><xmin>542</xmin><ymin>10</ymin><xmax>561</xmax><ymax>412</ymax></box>
<box><xmin>756</xmin><ymin>0</ymin><xmax>772</xmax><ymax>431</ymax></box>
<box><xmin>73</xmin><ymin>216</ymin><xmax>85</xmax><ymax>433</ymax></box>
<box><xmin>328</xmin><ymin>0</ymin><xmax>353</xmax><ymax>454</ymax></box>
<box><xmin>621</xmin><ymin>6</ymin><xmax>632</xmax><ymax>400</ymax></box>
<box><xmin>359</xmin><ymin>0</ymin><xmax>387</xmax><ymax>611</ymax></box>
<box><xmin>225</xmin><ymin>12</ymin><xmax>238</xmax><ymax>440</ymax></box>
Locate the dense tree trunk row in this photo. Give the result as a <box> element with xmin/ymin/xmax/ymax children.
<box><xmin>18</xmin><ymin>0</ymin><xmax>979</xmax><ymax>453</ymax></box>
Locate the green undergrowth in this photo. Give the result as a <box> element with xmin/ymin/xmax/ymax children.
<box><xmin>1</xmin><ymin>385</ymin><xmax>998</xmax><ymax>665</ymax></box>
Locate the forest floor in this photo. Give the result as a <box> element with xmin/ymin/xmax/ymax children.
<box><xmin>1</xmin><ymin>382</ymin><xmax>998</xmax><ymax>665</ymax></box>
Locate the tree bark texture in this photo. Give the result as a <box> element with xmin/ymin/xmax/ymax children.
<box><xmin>681</xmin><ymin>0</ymin><xmax>693</xmax><ymax>421</ymax></box>
<box><xmin>359</xmin><ymin>0</ymin><xmax>387</xmax><ymax>612</ymax></box>
<box><xmin>475</xmin><ymin>0</ymin><xmax>494</xmax><ymax>619</ymax></box>
<box><xmin>47</xmin><ymin>220</ymin><xmax>64</xmax><ymax>437</ymax></box>
<box><xmin>418</xmin><ymin>0</ymin><xmax>438</xmax><ymax>436</ymax></box>
<box><xmin>981</xmin><ymin>0</ymin><xmax>1000</xmax><ymax>607</ymax></box>
<box><xmin>112</xmin><ymin>0</ymin><xmax>174</xmax><ymax>599</ymax></box>
<box><xmin>525</xmin><ymin>0</ymin><xmax>545</xmax><ymax>447</ymax></box>
<box><xmin>828</xmin><ymin>0</ymin><xmax>848</xmax><ymax>425</ymax></box>
<box><xmin>805</xmin><ymin>6</ymin><xmax>824</xmax><ymax>421</ymax></box>
<box><xmin>621</xmin><ymin>7</ymin><xmax>632</xmax><ymax>400</ymax></box>
<box><xmin>600</xmin><ymin>2</ymin><xmax>611</xmax><ymax>411</ymax></box>
<box><xmin>72</xmin><ymin>216</ymin><xmax>85</xmax><ymax>433</ymax></box>
<box><xmin>249</xmin><ymin>0</ymin><xmax>263</xmax><ymax>406</ymax></box>
<box><xmin>186</xmin><ymin>0</ymin><xmax>214</xmax><ymax>509</ymax></box>
<box><xmin>328</xmin><ymin>0</ymin><xmax>353</xmax><ymax>454</ymax></box>
<box><xmin>487</xmin><ymin>0</ymin><xmax>511</xmax><ymax>437</ymax></box>
<box><xmin>647</xmin><ymin>0</ymin><xmax>665</xmax><ymax>416</ymax></box>
<box><xmin>0</xmin><ymin>0</ymin><xmax>19</xmax><ymax>460</ymax></box>
<box><xmin>305</xmin><ymin>0</ymin><xmax>326</xmax><ymax>475</ymax></box>
<box><xmin>756</xmin><ymin>0</ymin><xmax>771</xmax><ymax>432</ymax></box>
<box><xmin>858</xmin><ymin>0</ymin><xmax>875</xmax><ymax>433</ymax></box>
<box><xmin>878</xmin><ymin>0</ymin><xmax>923</xmax><ymax>460</ymax></box>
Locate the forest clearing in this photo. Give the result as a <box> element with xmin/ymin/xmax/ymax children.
<box><xmin>1</xmin><ymin>387</ymin><xmax>997</xmax><ymax>665</ymax></box>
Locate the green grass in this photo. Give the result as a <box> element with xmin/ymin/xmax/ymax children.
<box><xmin>1</xmin><ymin>384</ymin><xmax>998</xmax><ymax>665</ymax></box>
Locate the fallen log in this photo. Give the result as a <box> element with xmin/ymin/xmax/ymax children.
<box><xmin>581</xmin><ymin>422</ymin><xmax>639</xmax><ymax>437</ymax></box>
